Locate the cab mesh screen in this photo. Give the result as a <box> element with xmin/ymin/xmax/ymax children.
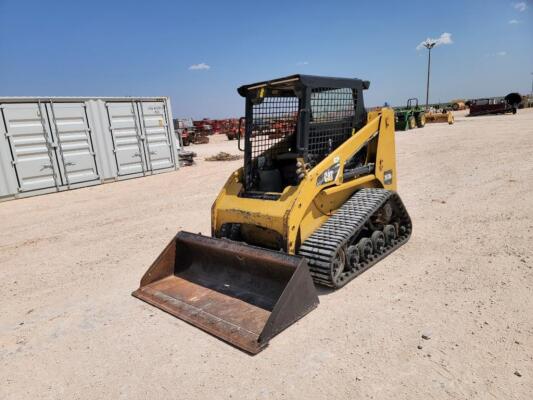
<box><xmin>308</xmin><ymin>88</ymin><xmax>356</xmax><ymax>161</ymax></box>
<box><xmin>251</xmin><ymin>96</ymin><xmax>299</xmax><ymax>160</ymax></box>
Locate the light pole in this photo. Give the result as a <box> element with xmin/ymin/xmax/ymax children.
<box><xmin>423</xmin><ymin>40</ymin><xmax>437</xmax><ymax>111</ymax></box>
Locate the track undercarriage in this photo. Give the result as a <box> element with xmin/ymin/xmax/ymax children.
<box><xmin>299</xmin><ymin>188</ymin><xmax>411</xmax><ymax>288</ymax></box>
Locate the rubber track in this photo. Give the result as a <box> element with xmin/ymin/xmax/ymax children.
<box><xmin>298</xmin><ymin>188</ymin><xmax>412</xmax><ymax>288</ymax></box>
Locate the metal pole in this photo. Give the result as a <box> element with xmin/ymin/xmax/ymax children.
<box><xmin>423</xmin><ymin>40</ymin><xmax>436</xmax><ymax>111</ymax></box>
<box><xmin>425</xmin><ymin>47</ymin><xmax>431</xmax><ymax>110</ymax></box>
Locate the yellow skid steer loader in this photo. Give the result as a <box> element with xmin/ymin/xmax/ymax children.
<box><xmin>133</xmin><ymin>75</ymin><xmax>412</xmax><ymax>353</ymax></box>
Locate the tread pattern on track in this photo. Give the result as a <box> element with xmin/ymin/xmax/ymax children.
<box><xmin>298</xmin><ymin>188</ymin><xmax>412</xmax><ymax>288</ymax></box>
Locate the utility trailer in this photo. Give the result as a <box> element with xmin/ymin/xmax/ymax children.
<box><xmin>468</xmin><ymin>93</ymin><xmax>521</xmax><ymax>117</ymax></box>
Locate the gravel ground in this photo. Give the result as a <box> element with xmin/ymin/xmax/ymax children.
<box><xmin>1</xmin><ymin>109</ymin><xmax>532</xmax><ymax>399</ymax></box>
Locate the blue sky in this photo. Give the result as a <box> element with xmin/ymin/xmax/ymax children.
<box><xmin>0</xmin><ymin>0</ymin><xmax>531</xmax><ymax>118</ymax></box>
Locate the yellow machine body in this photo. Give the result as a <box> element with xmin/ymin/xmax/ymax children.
<box><xmin>211</xmin><ymin>109</ymin><xmax>397</xmax><ymax>254</ymax></box>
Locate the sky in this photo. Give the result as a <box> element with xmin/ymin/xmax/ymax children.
<box><xmin>0</xmin><ymin>0</ymin><xmax>531</xmax><ymax>119</ymax></box>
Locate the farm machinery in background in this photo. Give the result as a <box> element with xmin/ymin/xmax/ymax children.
<box><xmin>222</xmin><ymin>118</ymin><xmax>243</xmax><ymax>140</ymax></box>
<box><xmin>424</xmin><ymin>108</ymin><xmax>454</xmax><ymax>125</ymax></box>
<box><xmin>175</xmin><ymin>91</ymin><xmax>530</xmax><ymax>147</ymax></box>
<box><xmin>174</xmin><ymin>118</ymin><xmax>209</xmax><ymax>146</ymax></box>
<box><xmin>394</xmin><ymin>98</ymin><xmax>426</xmax><ymax>131</ymax></box>
<box><xmin>176</xmin><ymin>117</ymin><xmax>304</xmax><ymax>144</ymax></box>
<box><xmin>175</xmin><ymin>118</ymin><xmax>245</xmax><ymax>144</ymax></box>
<box><xmin>394</xmin><ymin>97</ymin><xmax>458</xmax><ymax>128</ymax></box>
<box><xmin>449</xmin><ymin>100</ymin><xmax>466</xmax><ymax>111</ymax></box>
<box><xmin>423</xmin><ymin>99</ymin><xmax>465</xmax><ymax>125</ymax></box>
<box><xmin>192</xmin><ymin>119</ymin><xmax>213</xmax><ymax>143</ymax></box>
<box><xmin>467</xmin><ymin>93</ymin><xmax>522</xmax><ymax>117</ymax></box>
<box><xmin>424</xmin><ymin>102</ymin><xmax>455</xmax><ymax>125</ymax></box>
<box><xmin>174</xmin><ymin>118</ymin><xmax>193</xmax><ymax>146</ymax></box>
<box><xmin>194</xmin><ymin>118</ymin><xmax>246</xmax><ymax>141</ymax></box>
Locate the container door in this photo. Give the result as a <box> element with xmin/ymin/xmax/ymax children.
<box><xmin>1</xmin><ymin>103</ymin><xmax>60</xmax><ymax>191</ymax></box>
<box><xmin>137</xmin><ymin>101</ymin><xmax>174</xmax><ymax>171</ymax></box>
<box><xmin>106</xmin><ymin>102</ymin><xmax>146</xmax><ymax>176</ymax></box>
<box><xmin>46</xmin><ymin>102</ymin><xmax>99</xmax><ymax>185</ymax></box>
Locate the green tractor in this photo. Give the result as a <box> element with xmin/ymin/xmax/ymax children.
<box><xmin>394</xmin><ymin>98</ymin><xmax>426</xmax><ymax>131</ymax></box>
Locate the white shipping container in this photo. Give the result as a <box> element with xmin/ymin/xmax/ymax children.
<box><xmin>0</xmin><ymin>97</ymin><xmax>178</xmax><ymax>201</ymax></box>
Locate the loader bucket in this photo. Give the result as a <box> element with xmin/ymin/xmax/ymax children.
<box><xmin>132</xmin><ymin>231</ymin><xmax>319</xmax><ymax>354</ymax></box>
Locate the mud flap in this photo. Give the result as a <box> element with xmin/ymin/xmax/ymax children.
<box><xmin>132</xmin><ymin>231</ymin><xmax>319</xmax><ymax>354</ymax></box>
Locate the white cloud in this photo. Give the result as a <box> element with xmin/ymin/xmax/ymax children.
<box><xmin>296</xmin><ymin>61</ymin><xmax>309</xmax><ymax>65</ymax></box>
<box><xmin>485</xmin><ymin>51</ymin><xmax>507</xmax><ymax>57</ymax></box>
<box><xmin>416</xmin><ymin>32</ymin><xmax>453</xmax><ymax>50</ymax></box>
<box><xmin>513</xmin><ymin>2</ymin><xmax>527</xmax><ymax>12</ymax></box>
<box><xmin>508</xmin><ymin>19</ymin><xmax>520</xmax><ymax>24</ymax></box>
<box><xmin>188</xmin><ymin>63</ymin><xmax>210</xmax><ymax>71</ymax></box>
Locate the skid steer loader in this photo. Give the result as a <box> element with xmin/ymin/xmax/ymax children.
<box><xmin>133</xmin><ymin>75</ymin><xmax>412</xmax><ymax>354</ymax></box>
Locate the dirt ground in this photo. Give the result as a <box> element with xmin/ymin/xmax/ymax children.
<box><xmin>1</xmin><ymin>109</ymin><xmax>532</xmax><ymax>399</ymax></box>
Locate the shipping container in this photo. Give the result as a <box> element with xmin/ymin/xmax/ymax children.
<box><xmin>0</xmin><ymin>97</ymin><xmax>178</xmax><ymax>201</ymax></box>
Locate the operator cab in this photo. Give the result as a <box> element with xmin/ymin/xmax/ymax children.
<box><xmin>237</xmin><ymin>74</ymin><xmax>369</xmax><ymax>197</ymax></box>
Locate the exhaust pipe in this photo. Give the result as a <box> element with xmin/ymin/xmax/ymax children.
<box><xmin>132</xmin><ymin>231</ymin><xmax>319</xmax><ymax>354</ymax></box>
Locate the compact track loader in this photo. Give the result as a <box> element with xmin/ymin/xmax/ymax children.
<box><xmin>133</xmin><ymin>75</ymin><xmax>412</xmax><ymax>353</ymax></box>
